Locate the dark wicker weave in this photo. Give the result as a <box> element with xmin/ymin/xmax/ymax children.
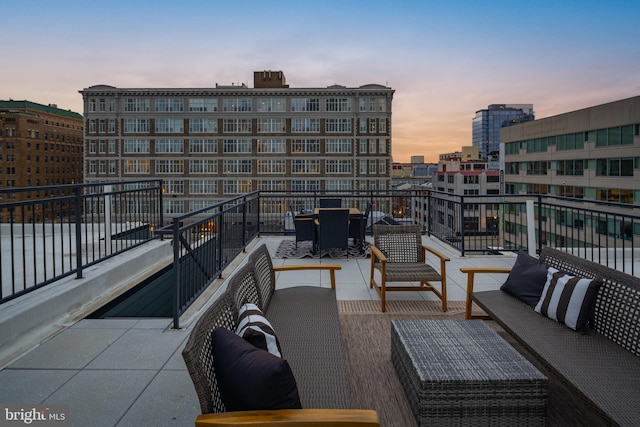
<box><xmin>182</xmin><ymin>290</ymin><xmax>238</xmax><ymax>414</ymax></box>
<box><xmin>471</xmin><ymin>246</ymin><xmax>640</xmax><ymax>426</ymax></box>
<box><xmin>182</xmin><ymin>243</ymin><xmax>352</xmax><ymax>416</ymax></box>
<box><xmin>248</xmin><ymin>244</ymin><xmax>276</xmax><ymax>310</ymax></box>
<box><xmin>391</xmin><ymin>319</ymin><xmax>547</xmax><ymax>427</ymax></box>
<box><xmin>370</xmin><ymin>224</ymin><xmax>449</xmax><ymax>312</ymax></box>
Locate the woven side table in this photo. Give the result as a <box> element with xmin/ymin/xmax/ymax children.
<box><xmin>391</xmin><ymin>320</ymin><xmax>547</xmax><ymax>426</ymax></box>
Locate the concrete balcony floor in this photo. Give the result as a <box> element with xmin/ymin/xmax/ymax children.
<box><xmin>0</xmin><ymin>235</ymin><xmax>515</xmax><ymax>427</ymax></box>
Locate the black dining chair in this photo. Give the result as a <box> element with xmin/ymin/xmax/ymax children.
<box><xmin>349</xmin><ymin>202</ymin><xmax>372</xmax><ymax>253</ymax></box>
<box><xmin>319</xmin><ymin>198</ymin><xmax>341</xmax><ymax>208</ymax></box>
<box><xmin>316</xmin><ymin>208</ymin><xmax>350</xmax><ymax>258</ymax></box>
<box><xmin>290</xmin><ymin>204</ymin><xmax>315</xmax><ymax>250</ymax></box>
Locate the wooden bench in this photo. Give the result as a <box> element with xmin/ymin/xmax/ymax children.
<box><xmin>462</xmin><ymin>246</ymin><xmax>640</xmax><ymax>426</ymax></box>
<box><xmin>182</xmin><ymin>243</ymin><xmax>380</xmax><ymax>426</ymax></box>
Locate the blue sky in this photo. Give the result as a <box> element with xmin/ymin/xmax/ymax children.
<box><xmin>3</xmin><ymin>0</ymin><xmax>639</xmax><ymax>162</ymax></box>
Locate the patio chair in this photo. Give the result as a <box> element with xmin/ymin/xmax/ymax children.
<box><xmin>316</xmin><ymin>208</ymin><xmax>350</xmax><ymax>258</ymax></box>
<box><xmin>319</xmin><ymin>198</ymin><xmax>341</xmax><ymax>208</ymax></box>
<box><xmin>349</xmin><ymin>202</ymin><xmax>372</xmax><ymax>253</ymax></box>
<box><xmin>370</xmin><ymin>224</ymin><xmax>449</xmax><ymax>312</ymax></box>
<box><xmin>290</xmin><ymin>204</ymin><xmax>315</xmax><ymax>250</ymax></box>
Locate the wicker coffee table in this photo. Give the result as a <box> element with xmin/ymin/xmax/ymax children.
<box><xmin>391</xmin><ymin>319</ymin><xmax>547</xmax><ymax>426</ymax></box>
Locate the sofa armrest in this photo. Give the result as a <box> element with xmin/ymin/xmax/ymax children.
<box><xmin>196</xmin><ymin>409</ymin><xmax>380</xmax><ymax>426</ymax></box>
<box><xmin>273</xmin><ymin>264</ymin><xmax>342</xmax><ymax>289</ymax></box>
<box><xmin>460</xmin><ymin>267</ymin><xmax>511</xmax><ymax>320</ymax></box>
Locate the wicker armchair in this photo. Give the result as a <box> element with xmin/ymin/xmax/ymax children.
<box><xmin>369</xmin><ymin>224</ymin><xmax>449</xmax><ymax>312</ymax></box>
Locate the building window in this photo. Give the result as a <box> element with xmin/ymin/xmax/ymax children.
<box><xmin>257</xmin><ymin>159</ymin><xmax>286</xmax><ymax>174</ymax></box>
<box><xmin>222</xmin><ymin>119</ymin><xmax>252</xmax><ymax>133</ymax></box>
<box><xmin>257</xmin><ymin>138</ymin><xmax>285</xmax><ymax>153</ymax></box>
<box><xmin>291</xmin><ymin>139</ymin><xmax>319</xmax><ymax>153</ymax></box>
<box><xmin>223</xmin><ymin>138</ymin><xmax>251</xmax><ymax>153</ymax></box>
<box><xmin>223</xmin><ymin>98</ymin><xmax>251</xmax><ymax>112</ymax></box>
<box><xmin>557</xmin><ymin>159</ymin><xmax>584</xmax><ymax>176</ymax></box>
<box><xmin>155</xmin><ymin>138</ymin><xmax>183</xmax><ymax>153</ymax></box>
<box><xmin>223</xmin><ymin>179</ymin><xmax>252</xmax><ymax>194</ymax></box>
<box><xmin>189</xmin><ymin>98</ymin><xmax>217</xmax><ymax>112</ymax></box>
<box><xmin>325</xmin><ymin>138</ymin><xmax>351</xmax><ymax>153</ymax></box>
<box><xmin>325</xmin><ymin>159</ymin><xmax>351</xmax><ymax>174</ymax></box>
<box><xmin>291</xmin><ymin>159</ymin><xmax>320</xmax><ymax>174</ymax></box>
<box><xmin>291</xmin><ymin>180</ymin><xmax>320</xmax><ymax>192</ymax></box>
<box><xmin>379</xmin><ymin>118</ymin><xmax>387</xmax><ymax>133</ymax></box>
<box><xmin>124</xmin><ymin>139</ymin><xmax>150</xmax><ymax>153</ymax></box>
<box><xmin>124</xmin><ymin>98</ymin><xmax>150</xmax><ymax>112</ymax></box>
<box><xmin>189</xmin><ymin>138</ymin><xmax>217</xmax><ymax>153</ymax></box>
<box><xmin>223</xmin><ymin>159</ymin><xmax>252</xmax><ymax>174</ymax></box>
<box><xmin>291</xmin><ymin>118</ymin><xmax>320</xmax><ymax>133</ymax></box>
<box><xmin>189</xmin><ymin>159</ymin><xmax>218</xmax><ymax>174</ymax></box>
<box><xmin>325</xmin><ymin>179</ymin><xmax>351</xmax><ymax>192</ymax></box>
<box><xmin>155</xmin><ymin>118</ymin><xmax>184</xmax><ymax>133</ymax></box>
<box><xmin>596</xmin><ymin>158</ymin><xmax>635</xmax><ymax>177</ymax></box>
<box><xmin>359</xmin><ymin>118</ymin><xmax>367</xmax><ymax>133</ymax></box>
<box><xmin>369</xmin><ymin>139</ymin><xmax>377</xmax><ymax>154</ymax></box>
<box><xmin>155</xmin><ymin>98</ymin><xmax>184</xmax><ymax>112</ymax></box>
<box><xmin>257</xmin><ymin>118</ymin><xmax>285</xmax><ymax>133</ymax></box>
<box><xmin>124</xmin><ymin>159</ymin><xmax>150</xmax><ymax>174</ymax></box>
<box><xmin>190</xmin><ymin>179</ymin><xmax>217</xmax><ymax>194</ymax></box>
<box><xmin>155</xmin><ymin>159</ymin><xmax>184</xmax><ymax>174</ymax></box>
<box><xmin>108</xmin><ymin>139</ymin><xmax>117</xmax><ymax>154</ymax></box>
<box><xmin>257</xmin><ymin>98</ymin><xmax>285</xmax><ymax>112</ymax></box>
<box><xmin>189</xmin><ymin>118</ymin><xmax>217</xmax><ymax>133</ymax></box>
<box><xmin>326</xmin><ymin>98</ymin><xmax>351</xmax><ymax>112</ymax></box>
<box><xmin>164</xmin><ymin>200</ymin><xmax>184</xmax><ymax>214</ymax></box>
<box><xmin>291</xmin><ymin>98</ymin><xmax>319</xmax><ymax>112</ymax></box>
<box><xmin>258</xmin><ymin>180</ymin><xmax>286</xmax><ymax>192</ymax></box>
<box><xmin>326</xmin><ymin>118</ymin><xmax>352</xmax><ymax>133</ymax></box>
<box><xmin>124</xmin><ymin>119</ymin><xmax>149</xmax><ymax>133</ymax></box>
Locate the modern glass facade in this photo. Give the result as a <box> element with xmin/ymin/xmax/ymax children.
<box><xmin>472</xmin><ymin>104</ymin><xmax>534</xmax><ymax>160</ymax></box>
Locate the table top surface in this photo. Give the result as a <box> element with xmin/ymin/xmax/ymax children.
<box><xmin>313</xmin><ymin>207</ymin><xmax>361</xmax><ymax>215</ymax></box>
<box><xmin>391</xmin><ymin>319</ymin><xmax>546</xmax><ymax>382</ymax></box>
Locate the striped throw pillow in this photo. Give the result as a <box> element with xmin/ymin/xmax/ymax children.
<box><xmin>534</xmin><ymin>267</ymin><xmax>602</xmax><ymax>334</ymax></box>
<box><xmin>236</xmin><ymin>303</ymin><xmax>283</xmax><ymax>357</ymax></box>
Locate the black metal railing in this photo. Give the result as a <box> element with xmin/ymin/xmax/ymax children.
<box><xmin>156</xmin><ymin>192</ymin><xmax>260</xmax><ymax>328</ymax></box>
<box><xmin>0</xmin><ymin>181</ymin><xmax>163</xmax><ymax>304</ymax></box>
<box><xmin>4</xmin><ymin>184</ymin><xmax>637</xmax><ymax>324</ymax></box>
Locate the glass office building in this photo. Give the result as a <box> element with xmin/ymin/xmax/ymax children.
<box><xmin>472</xmin><ymin>104</ymin><xmax>534</xmax><ymax>160</ymax></box>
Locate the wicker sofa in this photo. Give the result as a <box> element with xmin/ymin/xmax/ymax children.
<box><xmin>463</xmin><ymin>246</ymin><xmax>640</xmax><ymax>426</ymax></box>
<box><xmin>182</xmin><ymin>243</ymin><xmax>380</xmax><ymax>427</ymax></box>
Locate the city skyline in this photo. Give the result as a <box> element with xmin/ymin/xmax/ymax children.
<box><xmin>3</xmin><ymin>0</ymin><xmax>639</xmax><ymax>163</ymax></box>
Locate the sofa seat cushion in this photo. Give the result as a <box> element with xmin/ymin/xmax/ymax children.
<box><xmin>471</xmin><ymin>290</ymin><xmax>640</xmax><ymax>425</ymax></box>
<box><xmin>211</xmin><ymin>327</ymin><xmax>302</xmax><ymax>412</ymax></box>
<box><xmin>267</xmin><ymin>286</ymin><xmax>351</xmax><ymax>409</ymax></box>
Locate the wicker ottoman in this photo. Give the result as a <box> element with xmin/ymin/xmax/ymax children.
<box><xmin>391</xmin><ymin>320</ymin><xmax>547</xmax><ymax>426</ymax></box>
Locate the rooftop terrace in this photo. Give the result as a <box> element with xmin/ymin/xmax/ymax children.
<box><xmin>0</xmin><ymin>234</ymin><xmax>516</xmax><ymax>427</ymax></box>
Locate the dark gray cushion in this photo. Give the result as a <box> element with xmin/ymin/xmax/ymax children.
<box><xmin>500</xmin><ymin>251</ymin><xmax>548</xmax><ymax>306</ymax></box>
<box><xmin>211</xmin><ymin>327</ymin><xmax>302</xmax><ymax>411</ymax></box>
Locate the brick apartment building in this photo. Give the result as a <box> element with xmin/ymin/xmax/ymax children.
<box><xmin>79</xmin><ymin>70</ymin><xmax>394</xmax><ymax>220</ymax></box>
<box><xmin>0</xmin><ymin>100</ymin><xmax>84</xmax><ymax>222</ymax></box>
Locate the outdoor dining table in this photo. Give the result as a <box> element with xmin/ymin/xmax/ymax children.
<box><xmin>313</xmin><ymin>207</ymin><xmax>366</xmax><ymax>253</ymax></box>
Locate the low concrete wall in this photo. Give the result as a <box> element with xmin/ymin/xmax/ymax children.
<box><xmin>0</xmin><ymin>239</ymin><xmax>173</xmax><ymax>368</ymax></box>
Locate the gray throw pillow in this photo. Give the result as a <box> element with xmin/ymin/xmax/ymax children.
<box><xmin>500</xmin><ymin>251</ymin><xmax>548</xmax><ymax>306</ymax></box>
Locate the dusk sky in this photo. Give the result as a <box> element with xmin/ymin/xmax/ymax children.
<box><xmin>3</xmin><ymin>0</ymin><xmax>639</xmax><ymax>163</ymax></box>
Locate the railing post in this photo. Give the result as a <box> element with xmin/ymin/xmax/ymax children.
<box><xmin>537</xmin><ymin>194</ymin><xmax>543</xmax><ymax>253</ymax></box>
<box><xmin>459</xmin><ymin>196</ymin><xmax>465</xmax><ymax>256</ymax></box>
<box><xmin>172</xmin><ymin>217</ymin><xmax>181</xmax><ymax>329</ymax></box>
<box><xmin>526</xmin><ymin>199</ymin><xmax>537</xmax><ymax>257</ymax></box>
<box><xmin>242</xmin><ymin>196</ymin><xmax>247</xmax><ymax>249</ymax></box>
<box><xmin>75</xmin><ymin>186</ymin><xmax>83</xmax><ymax>279</ymax></box>
<box><xmin>158</xmin><ymin>180</ymin><xmax>164</xmax><ymax>239</ymax></box>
